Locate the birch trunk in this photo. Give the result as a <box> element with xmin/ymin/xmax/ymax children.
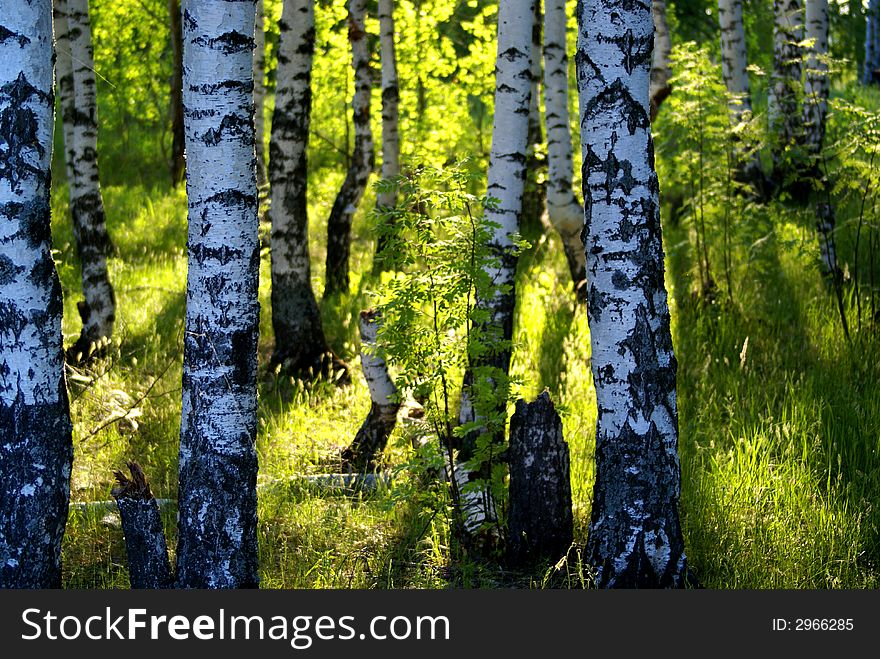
<box><xmin>373</xmin><ymin>0</ymin><xmax>400</xmax><ymax>267</ymax></box>
<box><xmin>522</xmin><ymin>0</ymin><xmax>545</xmax><ymax>234</ymax></box>
<box><xmin>455</xmin><ymin>0</ymin><xmax>534</xmax><ymax>540</ymax></box>
<box><xmin>269</xmin><ymin>0</ymin><xmax>345</xmax><ymax>379</ymax></box>
<box><xmin>66</xmin><ymin>0</ymin><xmax>116</xmax><ymax>363</ymax></box>
<box><xmin>768</xmin><ymin>0</ymin><xmax>804</xmax><ymax>151</ymax></box>
<box><xmin>324</xmin><ymin>0</ymin><xmax>374</xmax><ymax>297</ymax></box>
<box><xmin>341</xmin><ymin>310</ymin><xmax>400</xmax><ymax>471</ymax></box>
<box><xmin>718</xmin><ymin>0</ymin><xmax>752</xmax><ymax>122</ymax></box>
<box><xmin>865</xmin><ymin>0</ymin><xmax>880</xmax><ymax>85</ymax></box>
<box><xmin>176</xmin><ymin>0</ymin><xmax>260</xmax><ymax>589</ymax></box>
<box><xmin>53</xmin><ymin>0</ymin><xmax>76</xmax><ymax>187</ymax></box>
<box><xmin>649</xmin><ymin>0</ymin><xmax>672</xmax><ymax>121</ymax></box>
<box><xmin>170</xmin><ymin>0</ymin><xmax>185</xmax><ymax>185</ymax></box>
<box><xmin>254</xmin><ymin>0</ymin><xmax>267</xmax><ymax>185</ymax></box>
<box><xmin>543</xmin><ymin>0</ymin><xmax>586</xmax><ymax>297</ymax></box>
<box><xmin>801</xmin><ymin>0</ymin><xmax>829</xmax><ymax>155</ymax></box>
<box><xmin>576</xmin><ymin>0</ymin><xmax>688</xmax><ymax>587</ymax></box>
<box><xmin>0</xmin><ymin>0</ymin><xmax>74</xmax><ymax>588</ymax></box>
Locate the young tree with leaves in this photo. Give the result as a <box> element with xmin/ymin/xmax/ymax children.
<box><xmin>543</xmin><ymin>0</ymin><xmax>585</xmax><ymax>297</ymax></box>
<box><xmin>0</xmin><ymin>0</ymin><xmax>74</xmax><ymax>588</ymax></box>
<box><xmin>175</xmin><ymin>0</ymin><xmax>260</xmax><ymax>588</ymax></box>
<box><xmin>576</xmin><ymin>0</ymin><xmax>688</xmax><ymax>587</ymax></box>
<box><xmin>64</xmin><ymin>0</ymin><xmax>117</xmax><ymax>362</ymax></box>
<box><xmin>325</xmin><ymin>0</ymin><xmax>374</xmax><ymax>297</ymax></box>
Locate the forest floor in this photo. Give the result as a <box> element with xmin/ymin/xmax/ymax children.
<box><xmin>54</xmin><ymin>137</ymin><xmax>880</xmax><ymax>589</ymax></box>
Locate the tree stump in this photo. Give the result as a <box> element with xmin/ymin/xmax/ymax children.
<box><xmin>112</xmin><ymin>462</ymin><xmax>172</xmax><ymax>589</ymax></box>
<box><xmin>507</xmin><ymin>391</ymin><xmax>573</xmax><ymax>566</ymax></box>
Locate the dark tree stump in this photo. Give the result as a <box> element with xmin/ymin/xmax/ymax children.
<box><xmin>507</xmin><ymin>391</ymin><xmax>573</xmax><ymax>566</ymax></box>
<box><xmin>112</xmin><ymin>462</ymin><xmax>172</xmax><ymax>589</ymax></box>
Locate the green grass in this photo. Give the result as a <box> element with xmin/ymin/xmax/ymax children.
<box><xmin>51</xmin><ymin>128</ymin><xmax>880</xmax><ymax>589</ymax></box>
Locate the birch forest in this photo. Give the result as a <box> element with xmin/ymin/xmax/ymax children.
<box><xmin>2</xmin><ymin>0</ymin><xmax>880</xmax><ymax>590</ymax></box>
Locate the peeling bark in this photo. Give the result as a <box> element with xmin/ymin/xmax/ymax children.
<box><xmin>176</xmin><ymin>0</ymin><xmax>260</xmax><ymax>589</ymax></box>
<box><xmin>324</xmin><ymin>0</ymin><xmax>374</xmax><ymax>297</ymax></box>
<box><xmin>576</xmin><ymin>0</ymin><xmax>688</xmax><ymax>587</ymax></box>
<box><xmin>507</xmin><ymin>391</ymin><xmax>572</xmax><ymax>566</ymax></box>
<box><xmin>112</xmin><ymin>463</ymin><xmax>172</xmax><ymax>589</ymax></box>
<box><xmin>373</xmin><ymin>0</ymin><xmax>401</xmax><ymax>267</ymax></box>
<box><xmin>649</xmin><ymin>0</ymin><xmax>672</xmax><ymax>121</ymax></box>
<box><xmin>254</xmin><ymin>0</ymin><xmax>267</xmax><ymax>185</ymax></box>
<box><xmin>341</xmin><ymin>310</ymin><xmax>400</xmax><ymax>471</ymax></box>
<box><xmin>65</xmin><ymin>0</ymin><xmax>116</xmax><ymax>363</ymax></box>
<box><xmin>543</xmin><ymin>0</ymin><xmax>586</xmax><ymax>297</ymax></box>
<box><xmin>170</xmin><ymin>0</ymin><xmax>185</xmax><ymax>186</ymax></box>
<box><xmin>0</xmin><ymin>0</ymin><xmax>74</xmax><ymax>588</ymax></box>
<box><xmin>456</xmin><ymin>0</ymin><xmax>535</xmax><ymax>541</ymax></box>
<box><xmin>269</xmin><ymin>0</ymin><xmax>347</xmax><ymax>381</ymax></box>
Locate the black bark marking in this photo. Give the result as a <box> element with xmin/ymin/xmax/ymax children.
<box><xmin>201</xmin><ymin>112</ymin><xmax>253</xmax><ymax>146</ymax></box>
<box><xmin>0</xmin><ymin>26</ymin><xmax>30</xmax><ymax>47</ymax></box>
<box><xmin>193</xmin><ymin>30</ymin><xmax>254</xmax><ymax>54</ymax></box>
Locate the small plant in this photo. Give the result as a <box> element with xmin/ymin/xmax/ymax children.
<box><xmin>368</xmin><ymin>161</ymin><xmax>528</xmax><ymax>556</ymax></box>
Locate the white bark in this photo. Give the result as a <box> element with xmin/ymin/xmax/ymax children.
<box><xmin>801</xmin><ymin>0</ymin><xmax>829</xmax><ymax>155</ymax></box>
<box><xmin>325</xmin><ymin>0</ymin><xmax>374</xmax><ymax>296</ymax></box>
<box><xmin>254</xmin><ymin>0</ymin><xmax>267</xmax><ymax>184</ymax></box>
<box><xmin>53</xmin><ymin>0</ymin><xmax>76</xmax><ymax>186</ymax></box>
<box><xmin>718</xmin><ymin>0</ymin><xmax>751</xmax><ymax>122</ymax></box>
<box><xmin>377</xmin><ymin>0</ymin><xmax>399</xmax><ymax>211</ymax></box>
<box><xmin>0</xmin><ymin>0</ymin><xmax>73</xmax><ymax>588</ymax></box>
<box><xmin>576</xmin><ymin>0</ymin><xmax>687</xmax><ymax>587</ymax></box>
<box><xmin>768</xmin><ymin>0</ymin><xmax>804</xmax><ymax>147</ymax></box>
<box><xmin>456</xmin><ymin>0</ymin><xmax>535</xmax><ymax>541</ymax></box>
<box><xmin>66</xmin><ymin>0</ymin><xmax>116</xmax><ymax>361</ymax></box>
<box><xmin>650</xmin><ymin>0</ymin><xmax>672</xmax><ymax>121</ymax></box>
<box><xmin>176</xmin><ymin>0</ymin><xmax>260</xmax><ymax>589</ymax></box>
<box><xmin>866</xmin><ymin>0</ymin><xmax>880</xmax><ymax>85</ymax></box>
<box><xmin>543</xmin><ymin>0</ymin><xmax>586</xmax><ymax>295</ymax></box>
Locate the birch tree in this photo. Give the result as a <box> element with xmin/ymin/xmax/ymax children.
<box><xmin>650</xmin><ymin>0</ymin><xmax>672</xmax><ymax>121</ymax></box>
<box><xmin>373</xmin><ymin>0</ymin><xmax>400</xmax><ymax>265</ymax></box>
<box><xmin>801</xmin><ymin>0</ymin><xmax>830</xmax><ymax>156</ymax></box>
<box><xmin>269</xmin><ymin>0</ymin><xmax>345</xmax><ymax>379</ymax></box>
<box><xmin>53</xmin><ymin>0</ymin><xmax>76</xmax><ymax>187</ymax></box>
<box><xmin>865</xmin><ymin>0</ymin><xmax>880</xmax><ymax>85</ymax></box>
<box><xmin>718</xmin><ymin>0</ymin><xmax>752</xmax><ymax>124</ymax></box>
<box><xmin>65</xmin><ymin>0</ymin><xmax>116</xmax><ymax>362</ymax></box>
<box><xmin>543</xmin><ymin>0</ymin><xmax>585</xmax><ymax>297</ymax></box>
<box><xmin>0</xmin><ymin>0</ymin><xmax>74</xmax><ymax>588</ymax></box>
<box><xmin>576</xmin><ymin>0</ymin><xmax>688</xmax><ymax>587</ymax></box>
<box><xmin>456</xmin><ymin>0</ymin><xmax>534</xmax><ymax>538</ymax></box>
<box><xmin>254</xmin><ymin>0</ymin><xmax>267</xmax><ymax>185</ymax></box>
<box><xmin>170</xmin><ymin>0</ymin><xmax>185</xmax><ymax>185</ymax></box>
<box><xmin>768</xmin><ymin>0</ymin><xmax>804</xmax><ymax>154</ymax></box>
<box><xmin>522</xmin><ymin>0</ymin><xmax>545</xmax><ymax>232</ymax></box>
<box><xmin>324</xmin><ymin>0</ymin><xmax>374</xmax><ymax>297</ymax></box>
<box><xmin>175</xmin><ymin>0</ymin><xmax>260</xmax><ymax>588</ymax></box>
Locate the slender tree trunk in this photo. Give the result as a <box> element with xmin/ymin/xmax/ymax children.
<box><xmin>801</xmin><ymin>0</ymin><xmax>829</xmax><ymax>156</ymax></box>
<box><xmin>0</xmin><ymin>0</ymin><xmax>74</xmax><ymax>588</ymax></box>
<box><xmin>176</xmin><ymin>0</ymin><xmax>260</xmax><ymax>589</ymax></box>
<box><xmin>543</xmin><ymin>0</ymin><xmax>586</xmax><ymax>298</ymax></box>
<box><xmin>269</xmin><ymin>0</ymin><xmax>346</xmax><ymax>380</ymax></box>
<box><xmin>576</xmin><ymin>0</ymin><xmax>688</xmax><ymax>587</ymax></box>
<box><xmin>341</xmin><ymin>310</ymin><xmax>400</xmax><ymax>470</ymax></box>
<box><xmin>54</xmin><ymin>0</ymin><xmax>76</xmax><ymax>187</ymax></box>
<box><xmin>719</xmin><ymin>0</ymin><xmax>752</xmax><ymax>122</ymax></box>
<box><xmin>373</xmin><ymin>0</ymin><xmax>401</xmax><ymax>268</ymax></box>
<box><xmin>254</xmin><ymin>0</ymin><xmax>267</xmax><ymax>186</ymax></box>
<box><xmin>455</xmin><ymin>0</ymin><xmax>535</xmax><ymax>540</ymax></box>
<box><xmin>768</xmin><ymin>0</ymin><xmax>804</xmax><ymax>153</ymax></box>
<box><xmin>522</xmin><ymin>0</ymin><xmax>546</xmax><ymax>235</ymax></box>
<box><xmin>170</xmin><ymin>0</ymin><xmax>185</xmax><ymax>186</ymax></box>
<box><xmin>325</xmin><ymin>0</ymin><xmax>374</xmax><ymax>297</ymax></box>
<box><xmin>865</xmin><ymin>0</ymin><xmax>880</xmax><ymax>85</ymax></box>
<box><xmin>66</xmin><ymin>0</ymin><xmax>116</xmax><ymax>363</ymax></box>
<box><xmin>650</xmin><ymin>0</ymin><xmax>673</xmax><ymax>121</ymax></box>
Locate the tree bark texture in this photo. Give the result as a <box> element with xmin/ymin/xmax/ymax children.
<box><xmin>768</xmin><ymin>0</ymin><xmax>804</xmax><ymax>150</ymax></box>
<box><xmin>65</xmin><ymin>0</ymin><xmax>117</xmax><ymax>363</ymax></box>
<box><xmin>254</xmin><ymin>0</ymin><xmax>267</xmax><ymax>185</ymax></box>
<box><xmin>0</xmin><ymin>0</ymin><xmax>74</xmax><ymax>588</ymax></box>
<box><xmin>649</xmin><ymin>0</ymin><xmax>672</xmax><ymax>121</ymax></box>
<box><xmin>801</xmin><ymin>0</ymin><xmax>829</xmax><ymax>156</ymax></box>
<box><xmin>341</xmin><ymin>310</ymin><xmax>400</xmax><ymax>471</ymax></box>
<box><xmin>816</xmin><ymin>201</ymin><xmax>838</xmax><ymax>274</ymax></box>
<box><xmin>53</xmin><ymin>0</ymin><xmax>76</xmax><ymax>187</ymax></box>
<box><xmin>269</xmin><ymin>0</ymin><xmax>345</xmax><ymax>380</ymax></box>
<box><xmin>176</xmin><ymin>0</ymin><xmax>260</xmax><ymax>589</ymax></box>
<box><xmin>373</xmin><ymin>0</ymin><xmax>401</xmax><ymax>266</ymax></box>
<box><xmin>112</xmin><ymin>462</ymin><xmax>173</xmax><ymax>589</ymax></box>
<box><xmin>170</xmin><ymin>0</ymin><xmax>185</xmax><ymax>186</ymax></box>
<box><xmin>456</xmin><ymin>0</ymin><xmax>535</xmax><ymax>537</ymax></box>
<box><xmin>507</xmin><ymin>391</ymin><xmax>573</xmax><ymax>566</ymax></box>
<box><xmin>718</xmin><ymin>0</ymin><xmax>752</xmax><ymax>122</ymax></box>
<box><xmin>522</xmin><ymin>0</ymin><xmax>546</xmax><ymax>235</ymax></box>
<box><xmin>543</xmin><ymin>0</ymin><xmax>586</xmax><ymax>297</ymax></box>
<box><xmin>324</xmin><ymin>0</ymin><xmax>374</xmax><ymax>297</ymax></box>
<box><xmin>576</xmin><ymin>0</ymin><xmax>688</xmax><ymax>587</ymax></box>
